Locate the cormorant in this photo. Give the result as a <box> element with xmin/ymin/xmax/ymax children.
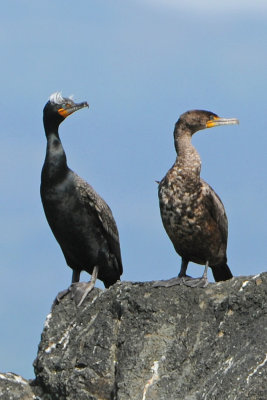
<box><xmin>41</xmin><ymin>92</ymin><xmax>123</xmax><ymax>306</ymax></box>
<box><xmin>154</xmin><ymin>110</ymin><xmax>239</xmax><ymax>288</ymax></box>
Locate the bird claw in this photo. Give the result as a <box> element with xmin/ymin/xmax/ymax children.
<box><xmin>182</xmin><ymin>276</ymin><xmax>209</xmax><ymax>288</ymax></box>
<box><xmin>52</xmin><ymin>282</ymin><xmax>95</xmax><ymax>307</ymax></box>
<box><xmin>152</xmin><ymin>275</ymin><xmax>208</xmax><ymax>288</ymax></box>
<box><xmin>69</xmin><ymin>282</ymin><xmax>95</xmax><ymax>307</ymax></box>
<box><xmin>53</xmin><ymin>288</ymin><xmax>70</xmax><ymax>307</ymax></box>
<box><xmin>152</xmin><ymin>277</ymin><xmax>186</xmax><ymax>288</ymax></box>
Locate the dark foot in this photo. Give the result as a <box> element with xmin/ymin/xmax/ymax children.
<box><xmin>53</xmin><ymin>288</ymin><xmax>70</xmax><ymax>307</ymax></box>
<box><xmin>53</xmin><ymin>265</ymin><xmax>99</xmax><ymax>307</ymax></box>
<box><xmin>183</xmin><ymin>262</ymin><xmax>209</xmax><ymax>288</ymax></box>
<box><xmin>152</xmin><ymin>276</ymin><xmax>191</xmax><ymax>288</ymax></box>
<box><xmin>152</xmin><ymin>275</ymin><xmax>208</xmax><ymax>288</ymax></box>
<box><xmin>53</xmin><ymin>282</ymin><xmax>95</xmax><ymax>307</ymax></box>
<box><xmin>70</xmin><ymin>282</ymin><xmax>95</xmax><ymax>307</ymax></box>
<box><xmin>182</xmin><ymin>276</ymin><xmax>209</xmax><ymax>288</ymax></box>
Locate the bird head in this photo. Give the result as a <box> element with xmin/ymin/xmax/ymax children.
<box><xmin>176</xmin><ymin>110</ymin><xmax>239</xmax><ymax>136</ymax></box>
<box><xmin>43</xmin><ymin>92</ymin><xmax>89</xmax><ymax>132</ymax></box>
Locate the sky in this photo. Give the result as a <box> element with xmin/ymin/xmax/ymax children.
<box><xmin>0</xmin><ymin>0</ymin><xmax>266</xmax><ymax>379</ymax></box>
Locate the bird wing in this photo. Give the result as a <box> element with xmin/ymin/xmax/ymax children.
<box><xmin>74</xmin><ymin>173</ymin><xmax>123</xmax><ymax>273</ymax></box>
<box><xmin>201</xmin><ymin>179</ymin><xmax>228</xmax><ymax>243</ymax></box>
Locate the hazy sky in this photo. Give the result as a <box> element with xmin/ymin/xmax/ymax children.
<box><xmin>1</xmin><ymin>0</ymin><xmax>266</xmax><ymax>379</ymax></box>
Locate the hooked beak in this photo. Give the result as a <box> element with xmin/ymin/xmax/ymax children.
<box><xmin>58</xmin><ymin>101</ymin><xmax>89</xmax><ymax>118</ymax></box>
<box><xmin>206</xmin><ymin>116</ymin><xmax>239</xmax><ymax>129</ymax></box>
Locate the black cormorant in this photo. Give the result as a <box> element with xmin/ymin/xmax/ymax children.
<box><xmin>41</xmin><ymin>92</ymin><xmax>123</xmax><ymax>305</ymax></box>
<box><xmin>154</xmin><ymin>110</ymin><xmax>239</xmax><ymax>288</ymax></box>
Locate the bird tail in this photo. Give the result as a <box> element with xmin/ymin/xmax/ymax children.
<box><xmin>104</xmin><ymin>277</ymin><xmax>121</xmax><ymax>288</ymax></box>
<box><xmin>211</xmin><ymin>263</ymin><xmax>233</xmax><ymax>282</ymax></box>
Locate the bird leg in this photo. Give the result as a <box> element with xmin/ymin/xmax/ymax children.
<box><xmin>152</xmin><ymin>259</ymin><xmax>209</xmax><ymax>288</ymax></box>
<box><xmin>181</xmin><ymin>261</ymin><xmax>209</xmax><ymax>288</ymax></box>
<box><xmin>72</xmin><ymin>269</ymin><xmax>81</xmax><ymax>283</ymax></box>
<box><xmin>178</xmin><ymin>258</ymin><xmax>189</xmax><ymax>278</ymax></box>
<box><xmin>54</xmin><ymin>289</ymin><xmax>70</xmax><ymax>305</ymax></box>
<box><xmin>53</xmin><ymin>269</ymin><xmax>81</xmax><ymax>305</ymax></box>
<box><xmin>70</xmin><ymin>265</ymin><xmax>99</xmax><ymax>307</ymax></box>
<box><xmin>152</xmin><ymin>259</ymin><xmax>191</xmax><ymax>287</ymax></box>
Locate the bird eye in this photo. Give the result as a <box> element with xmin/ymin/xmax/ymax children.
<box><xmin>209</xmin><ymin>115</ymin><xmax>215</xmax><ymax>120</ymax></box>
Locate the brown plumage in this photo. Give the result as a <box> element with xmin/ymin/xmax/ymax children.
<box><xmin>154</xmin><ymin>110</ymin><xmax>239</xmax><ymax>288</ymax></box>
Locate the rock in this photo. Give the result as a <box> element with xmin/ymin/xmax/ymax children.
<box><xmin>1</xmin><ymin>273</ymin><xmax>267</xmax><ymax>399</ymax></box>
<box><xmin>0</xmin><ymin>373</ymin><xmax>36</xmax><ymax>400</ymax></box>
<box><xmin>32</xmin><ymin>273</ymin><xmax>267</xmax><ymax>400</ymax></box>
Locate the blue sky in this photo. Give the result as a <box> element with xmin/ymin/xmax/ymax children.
<box><xmin>0</xmin><ymin>1</ymin><xmax>266</xmax><ymax>379</ymax></box>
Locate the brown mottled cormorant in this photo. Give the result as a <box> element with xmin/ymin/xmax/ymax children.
<box><xmin>154</xmin><ymin>110</ymin><xmax>239</xmax><ymax>288</ymax></box>
<box><xmin>41</xmin><ymin>92</ymin><xmax>123</xmax><ymax>305</ymax></box>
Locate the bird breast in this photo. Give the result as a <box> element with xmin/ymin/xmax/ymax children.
<box><xmin>158</xmin><ymin>168</ymin><xmax>204</xmax><ymax>238</ymax></box>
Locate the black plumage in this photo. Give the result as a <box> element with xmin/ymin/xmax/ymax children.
<box><xmin>155</xmin><ymin>110</ymin><xmax>239</xmax><ymax>288</ymax></box>
<box><xmin>41</xmin><ymin>92</ymin><xmax>123</xmax><ymax>305</ymax></box>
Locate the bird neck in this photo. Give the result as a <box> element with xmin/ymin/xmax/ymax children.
<box><xmin>42</xmin><ymin>130</ymin><xmax>68</xmax><ymax>183</ymax></box>
<box><xmin>174</xmin><ymin>131</ymin><xmax>201</xmax><ymax>181</ymax></box>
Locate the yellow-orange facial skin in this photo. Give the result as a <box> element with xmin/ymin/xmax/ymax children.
<box><xmin>57</xmin><ymin>101</ymin><xmax>89</xmax><ymax>119</ymax></box>
<box><xmin>206</xmin><ymin>116</ymin><xmax>239</xmax><ymax>129</ymax></box>
<box><xmin>58</xmin><ymin>107</ymin><xmax>72</xmax><ymax>118</ymax></box>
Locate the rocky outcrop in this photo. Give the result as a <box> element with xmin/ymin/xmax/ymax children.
<box><xmin>1</xmin><ymin>273</ymin><xmax>267</xmax><ymax>400</ymax></box>
<box><xmin>0</xmin><ymin>373</ymin><xmax>36</xmax><ymax>400</ymax></box>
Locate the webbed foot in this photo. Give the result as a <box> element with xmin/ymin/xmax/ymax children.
<box><xmin>153</xmin><ymin>262</ymin><xmax>209</xmax><ymax>289</ymax></box>
<box><xmin>53</xmin><ymin>282</ymin><xmax>96</xmax><ymax>308</ymax></box>
<box><xmin>152</xmin><ymin>276</ymin><xmax>191</xmax><ymax>287</ymax></box>
<box><xmin>182</xmin><ymin>275</ymin><xmax>208</xmax><ymax>288</ymax></box>
<box><xmin>53</xmin><ymin>288</ymin><xmax>70</xmax><ymax>307</ymax></box>
<box><xmin>69</xmin><ymin>281</ymin><xmax>95</xmax><ymax>306</ymax></box>
<box><xmin>74</xmin><ymin>265</ymin><xmax>99</xmax><ymax>306</ymax></box>
<box><xmin>53</xmin><ymin>265</ymin><xmax>100</xmax><ymax>307</ymax></box>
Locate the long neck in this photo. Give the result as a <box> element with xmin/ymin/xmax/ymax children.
<box><xmin>174</xmin><ymin>127</ymin><xmax>201</xmax><ymax>183</ymax></box>
<box><xmin>42</xmin><ymin>127</ymin><xmax>68</xmax><ymax>184</ymax></box>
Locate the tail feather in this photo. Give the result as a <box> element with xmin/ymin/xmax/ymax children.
<box><xmin>211</xmin><ymin>263</ymin><xmax>233</xmax><ymax>282</ymax></box>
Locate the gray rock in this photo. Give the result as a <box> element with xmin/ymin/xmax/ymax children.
<box><xmin>0</xmin><ymin>373</ymin><xmax>36</xmax><ymax>400</ymax></box>
<box><xmin>1</xmin><ymin>273</ymin><xmax>266</xmax><ymax>399</ymax></box>
<box><xmin>33</xmin><ymin>273</ymin><xmax>267</xmax><ymax>400</ymax></box>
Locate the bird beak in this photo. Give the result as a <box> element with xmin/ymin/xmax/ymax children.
<box><xmin>58</xmin><ymin>101</ymin><xmax>89</xmax><ymax>118</ymax></box>
<box><xmin>206</xmin><ymin>116</ymin><xmax>239</xmax><ymax>129</ymax></box>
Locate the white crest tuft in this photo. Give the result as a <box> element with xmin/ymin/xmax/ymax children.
<box><xmin>49</xmin><ymin>92</ymin><xmax>75</xmax><ymax>105</ymax></box>
<box><xmin>49</xmin><ymin>92</ymin><xmax>65</xmax><ymax>105</ymax></box>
